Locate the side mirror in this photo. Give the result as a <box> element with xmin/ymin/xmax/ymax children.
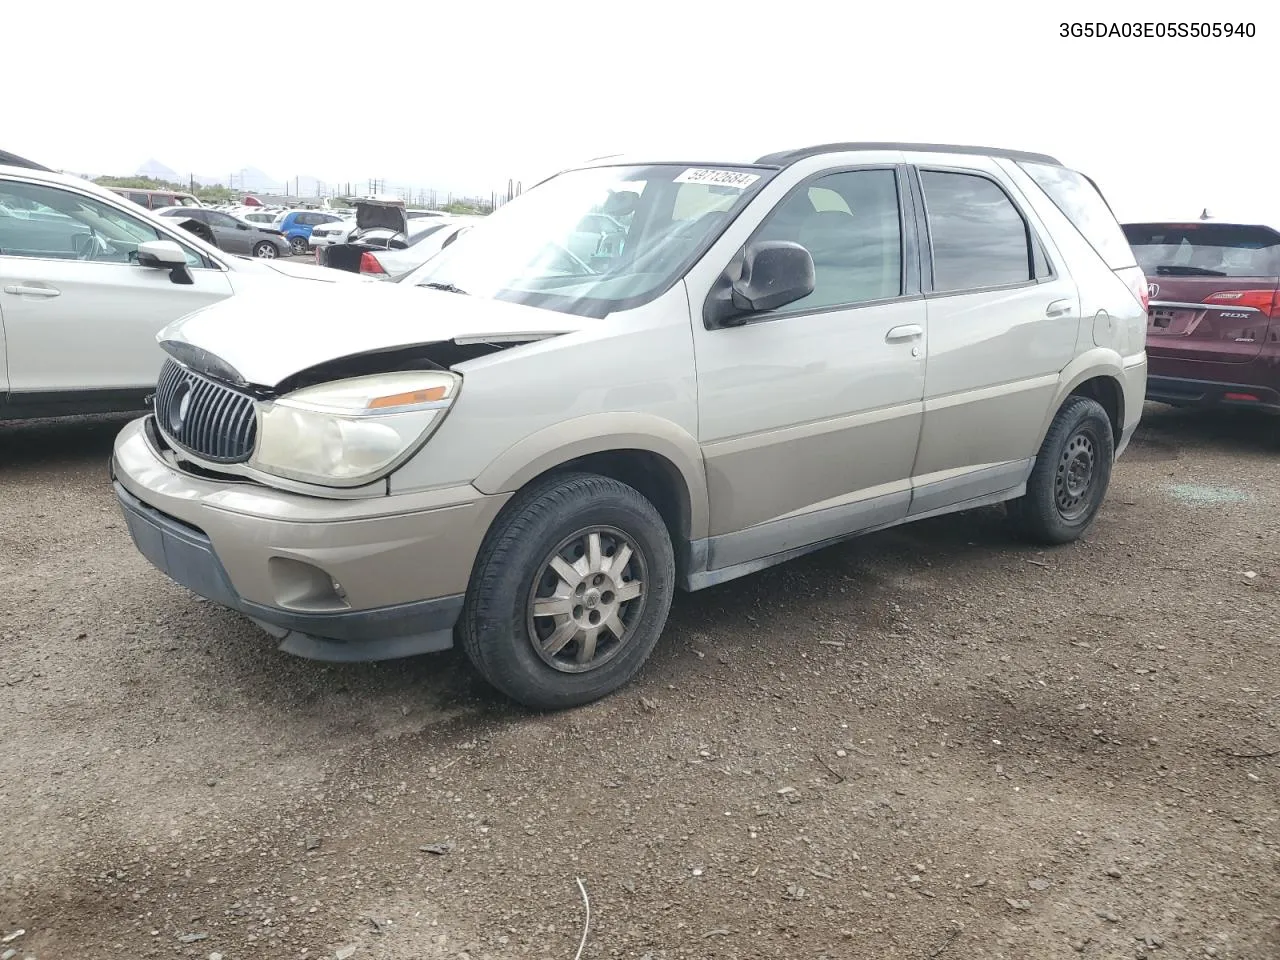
<box><xmin>704</xmin><ymin>240</ymin><xmax>815</xmax><ymax>328</ymax></box>
<box><xmin>136</xmin><ymin>240</ymin><xmax>193</xmax><ymax>285</ymax></box>
<box><xmin>237</xmin><ymin>222</ymin><xmax>251</xmax><ymax>230</ymax></box>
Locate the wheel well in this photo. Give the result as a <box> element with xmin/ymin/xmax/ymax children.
<box><xmin>536</xmin><ymin>448</ymin><xmax>693</xmax><ymax>555</ymax></box>
<box><xmin>1068</xmin><ymin>376</ymin><xmax>1123</xmax><ymax>441</ymax></box>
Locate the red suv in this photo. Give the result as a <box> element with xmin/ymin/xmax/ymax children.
<box><xmin>1122</xmin><ymin>220</ymin><xmax>1280</xmax><ymax>412</ymax></box>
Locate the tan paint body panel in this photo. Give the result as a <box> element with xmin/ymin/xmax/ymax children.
<box><xmin>113</xmin><ymin>418</ymin><xmax>508</xmax><ymax>611</ymax></box>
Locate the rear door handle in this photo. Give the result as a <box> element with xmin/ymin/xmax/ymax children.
<box><xmin>885</xmin><ymin>324</ymin><xmax>924</xmax><ymax>342</ymax></box>
<box><xmin>1046</xmin><ymin>298</ymin><xmax>1073</xmax><ymax>318</ymax></box>
<box><xmin>3</xmin><ymin>284</ymin><xmax>60</xmax><ymax>298</ymax></box>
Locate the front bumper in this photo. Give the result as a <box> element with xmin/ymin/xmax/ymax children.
<box><xmin>110</xmin><ymin>417</ymin><xmax>510</xmax><ymax>661</ymax></box>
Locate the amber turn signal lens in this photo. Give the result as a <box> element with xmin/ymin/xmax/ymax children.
<box><xmin>366</xmin><ymin>386</ymin><xmax>449</xmax><ymax>409</ymax></box>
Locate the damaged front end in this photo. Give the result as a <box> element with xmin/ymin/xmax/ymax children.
<box><xmin>150</xmin><ymin>332</ymin><xmax>575</xmax><ymax>495</ymax></box>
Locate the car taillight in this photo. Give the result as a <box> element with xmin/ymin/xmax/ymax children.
<box><xmin>359</xmin><ymin>252</ymin><xmax>385</xmax><ymax>274</ymax></box>
<box><xmin>1203</xmin><ymin>289</ymin><xmax>1278</xmax><ymax>317</ymax></box>
<box><xmin>1117</xmin><ymin>265</ymin><xmax>1149</xmax><ymax>311</ymax></box>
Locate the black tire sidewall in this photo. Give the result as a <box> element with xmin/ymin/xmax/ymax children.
<box><xmin>1018</xmin><ymin>397</ymin><xmax>1115</xmax><ymax>544</ymax></box>
<box><xmin>462</xmin><ymin>474</ymin><xmax>675</xmax><ymax>710</ymax></box>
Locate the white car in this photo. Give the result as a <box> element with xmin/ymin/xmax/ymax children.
<box><xmin>237</xmin><ymin>209</ymin><xmax>280</xmax><ymax>227</ymax></box>
<box><xmin>0</xmin><ymin>164</ymin><xmax>368</xmax><ymax>420</ymax></box>
<box><xmin>308</xmin><ymin>208</ymin><xmax>444</xmax><ymax>252</ymax></box>
<box><xmin>306</xmin><ymin>215</ymin><xmax>357</xmax><ymax>250</ymax></box>
<box><xmin>359</xmin><ymin>216</ymin><xmax>482</xmax><ymax>277</ymax></box>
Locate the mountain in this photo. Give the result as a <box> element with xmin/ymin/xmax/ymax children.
<box><xmin>135</xmin><ymin>158</ymin><xmax>182</xmax><ymax>183</ymax></box>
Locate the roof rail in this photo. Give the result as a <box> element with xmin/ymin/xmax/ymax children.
<box><xmin>755</xmin><ymin>142</ymin><xmax>1061</xmax><ymax>167</ymax></box>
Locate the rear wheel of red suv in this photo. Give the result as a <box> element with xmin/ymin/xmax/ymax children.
<box><xmin>1009</xmin><ymin>396</ymin><xmax>1114</xmax><ymax>545</ymax></box>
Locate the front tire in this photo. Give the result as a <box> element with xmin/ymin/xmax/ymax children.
<box><xmin>253</xmin><ymin>241</ymin><xmax>277</xmax><ymax>259</ymax></box>
<box><xmin>1009</xmin><ymin>395</ymin><xmax>1114</xmax><ymax>545</ymax></box>
<box><xmin>459</xmin><ymin>472</ymin><xmax>676</xmax><ymax>710</ymax></box>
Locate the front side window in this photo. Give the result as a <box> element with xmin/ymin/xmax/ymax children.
<box><xmin>750</xmin><ymin>168</ymin><xmax>904</xmax><ymax>311</ymax></box>
<box><xmin>403</xmin><ymin>164</ymin><xmax>773</xmax><ymax>318</ymax></box>
<box><xmin>0</xmin><ymin>180</ymin><xmax>203</xmax><ymax>267</ymax></box>
<box><xmin>920</xmin><ymin>170</ymin><xmax>1034</xmax><ymax>292</ymax></box>
<box><xmin>207</xmin><ymin>211</ymin><xmax>241</xmax><ymax>229</ymax></box>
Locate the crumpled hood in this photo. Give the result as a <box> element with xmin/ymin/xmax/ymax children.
<box><xmin>158</xmin><ymin>279</ymin><xmax>585</xmax><ymax>388</ymax></box>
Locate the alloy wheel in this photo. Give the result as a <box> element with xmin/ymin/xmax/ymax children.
<box><xmin>526</xmin><ymin>526</ymin><xmax>647</xmax><ymax>674</ymax></box>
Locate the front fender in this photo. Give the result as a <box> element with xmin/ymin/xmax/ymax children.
<box><xmin>471</xmin><ymin>411</ymin><xmax>710</xmax><ymax>540</ymax></box>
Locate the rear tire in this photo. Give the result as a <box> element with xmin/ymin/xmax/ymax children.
<box><xmin>1009</xmin><ymin>395</ymin><xmax>1114</xmax><ymax>545</ymax></box>
<box><xmin>290</xmin><ymin>236</ymin><xmax>308</xmax><ymax>256</ymax></box>
<box><xmin>252</xmin><ymin>241</ymin><xmax>277</xmax><ymax>259</ymax></box>
<box><xmin>459</xmin><ymin>472</ymin><xmax>676</xmax><ymax>711</ymax></box>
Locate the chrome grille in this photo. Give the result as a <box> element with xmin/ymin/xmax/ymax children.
<box><xmin>154</xmin><ymin>359</ymin><xmax>257</xmax><ymax>464</ymax></box>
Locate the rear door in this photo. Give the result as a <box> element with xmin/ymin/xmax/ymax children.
<box><xmin>909</xmin><ymin>157</ymin><xmax>1079</xmax><ymax>511</ymax></box>
<box><xmin>1122</xmin><ymin>222</ymin><xmax>1278</xmax><ymax>364</ymax></box>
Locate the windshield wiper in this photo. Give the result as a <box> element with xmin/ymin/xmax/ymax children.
<box><xmin>420</xmin><ymin>281</ymin><xmax>469</xmax><ymax>295</ymax></box>
<box><xmin>1154</xmin><ymin>264</ymin><xmax>1227</xmax><ymax>277</ymax></box>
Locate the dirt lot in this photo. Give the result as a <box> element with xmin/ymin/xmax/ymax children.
<box><xmin>1</xmin><ymin>405</ymin><xmax>1278</xmax><ymax>960</ymax></box>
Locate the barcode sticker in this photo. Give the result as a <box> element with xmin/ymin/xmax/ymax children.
<box><xmin>672</xmin><ymin>168</ymin><xmax>761</xmax><ymax>189</ymax></box>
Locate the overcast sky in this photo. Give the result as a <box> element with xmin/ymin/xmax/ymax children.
<box><xmin>5</xmin><ymin>1</ymin><xmax>1271</xmax><ymax>219</ymax></box>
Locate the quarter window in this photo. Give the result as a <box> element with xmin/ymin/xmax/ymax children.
<box><xmin>752</xmin><ymin>168</ymin><xmax>903</xmax><ymax>311</ymax></box>
<box><xmin>920</xmin><ymin>170</ymin><xmax>1035</xmax><ymax>292</ymax></box>
<box><xmin>1018</xmin><ymin>162</ymin><xmax>1135</xmax><ymax>270</ymax></box>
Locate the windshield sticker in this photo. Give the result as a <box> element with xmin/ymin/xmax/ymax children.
<box><xmin>673</xmin><ymin>168</ymin><xmax>761</xmax><ymax>189</ymax></box>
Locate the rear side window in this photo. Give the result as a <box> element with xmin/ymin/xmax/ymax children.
<box><xmin>1018</xmin><ymin>161</ymin><xmax>1136</xmax><ymax>270</ymax></box>
<box><xmin>919</xmin><ymin>170</ymin><xmax>1035</xmax><ymax>292</ymax></box>
<box><xmin>1121</xmin><ymin>223</ymin><xmax>1280</xmax><ymax>278</ymax></box>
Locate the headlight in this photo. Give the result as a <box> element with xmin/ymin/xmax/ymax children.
<box><xmin>250</xmin><ymin>371</ymin><xmax>460</xmax><ymax>487</ymax></box>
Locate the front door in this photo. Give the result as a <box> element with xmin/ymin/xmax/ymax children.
<box><xmin>689</xmin><ymin>165</ymin><xmax>927</xmax><ymax>570</ymax></box>
<box><xmin>0</xmin><ymin>176</ymin><xmax>233</xmax><ymax>397</ymax></box>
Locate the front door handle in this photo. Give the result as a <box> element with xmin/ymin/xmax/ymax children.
<box><xmin>1046</xmin><ymin>298</ymin><xmax>1073</xmax><ymax>318</ymax></box>
<box><xmin>3</xmin><ymin>284</ymin><xmax>60</xmax><ymax>298</ymax></box>
<box><xmin>885</xmin><ymin>324</ymin><xmax>924</xmax><ymax>342</ymax></box>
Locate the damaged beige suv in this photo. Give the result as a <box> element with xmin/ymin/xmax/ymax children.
<box><xmin>112</xmin><ymin>142</ymin><xmax>1149</xmax><ymax>709</ymax></box>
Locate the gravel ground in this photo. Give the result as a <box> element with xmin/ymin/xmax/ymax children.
<box><xmin>1</xmin><ymin>404</ymin><xmax>1278</xmax><ymax>960</ymax></box>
